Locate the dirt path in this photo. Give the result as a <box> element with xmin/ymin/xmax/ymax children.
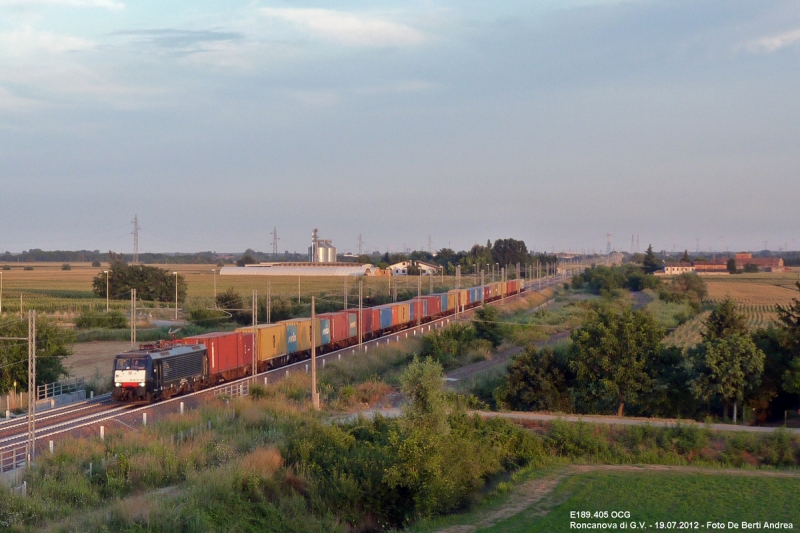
<box><xmin>432</xmin><ymin>464</ymin><xmax>800</xmax><ymax>533</ymax></box>
<box><xmin>68</xmin><ymin>341</ymin><xmax>131</xmax><ymax>381</ymax></box>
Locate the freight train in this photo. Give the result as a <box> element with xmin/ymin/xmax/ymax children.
<box><xmin>112</xmin><ymin>279</ymin><xmax>525</xmax><ymax>403</ymax></box>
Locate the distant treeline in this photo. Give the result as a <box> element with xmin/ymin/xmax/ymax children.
<box><xmin>0</xmin><ymin>249</ymin><xmax>223</xmax><ymax>264</ymax></box>
<box><xmin>1</xmin><ymin>238</ymin><xmax>560</xmax><ymax>272</ymax></box>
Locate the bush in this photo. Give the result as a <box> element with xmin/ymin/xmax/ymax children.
<box><xmin>2</xmin><ymin>264</ymin><xmax>10</xmax><ymax>270</ymax></box>
<box><xmin>420</xmin><ymin>323</ymin><xmax>476</xmax><ymax>369</ymax></box>
<box><xmin>61</xmin><ymin>263</ymin><xmax>71</xmax><ymax>271</ymax></box>
<box><xmin>23</xmin><ymin>266</ymin><xmax>33</xmax><ymax>271</ymax></box>
<box><xmin>91</xmin><ymin>261</ymin><xmax>101</xmax><ymax>267</ymax></box>
<box><xmin>75</xmin><ymin>310</ymin><xmax>129</xmax><ymax>329</ymax></box>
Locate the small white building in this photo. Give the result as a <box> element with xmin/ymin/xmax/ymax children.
<box><xmin>389</xmin><ymin>260</ymin><xmax>440</xmax><ymax>276</ymax></box>
<box><xmin>663</xmin><ymin>262</ymin><xmax>695</xmax><ymax>275</ymax></box>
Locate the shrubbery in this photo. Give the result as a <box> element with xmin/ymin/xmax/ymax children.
<box><xmin>75</xmin><ymin>310</ymin><xmax>129</xmax><ymax>329</ymax></box>
<box><xmin>571</xmin><ymin>264</ymin><xmax>660</xmax><ymax>296</ymax></box>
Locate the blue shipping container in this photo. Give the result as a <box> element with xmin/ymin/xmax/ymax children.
<box><xmin>348</xmin><ymin>313</ymin><xmax>358</xmax><ymax>337</ymax></box>
<box><xmin>286</xmin><ymin>324</ymin><xmax>298</xmax><ymax>354</ymax></box>
<box><xmin>440</xmin><ymin>294</ymin><xmax>449</xmax><ymax>311</ymax></box>
<box><xmin>320</xmin><ymin>318</ymin><xmax>331</xmax><ymax>345</ymax></box>
<box><xmin>379</xmin><ymin>307</ymin><xmax>393</xmax><ymax>329</ymax></box>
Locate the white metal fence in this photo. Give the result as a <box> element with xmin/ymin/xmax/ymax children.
<box><xmin>0</xmin><ymin>444</ymin><xmax>27</xmax><ymax>473</ymax></box>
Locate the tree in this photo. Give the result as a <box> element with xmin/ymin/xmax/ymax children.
<box><xmin>472</xmin><ymin>305</ymin><xmax>503</xmax><ymax>348</ymax></box>
<box><xmin>491</xmin><ymin>238</ymin><xmax>528</xmax><ymax>268</ymax></box>
<box><xmin>642</xmin><ymin>245</ymin><xmax>661</xmax><ymax>274</ymax></box>
<box><xmin>496</xmin><ymin>346</ymin><xmax>574</xmax><ymax>412</ymax></box>
<box><xmin>569</xmin><ymin>306</ymin><xmax>664</xmax><ymax>416</ymax></box>
<box><xmin>743</xmin><ymin>263</ymin><xmax>760</xmax><ymax>273</ymax></box>
<box><xmin>776</xmin><ymin>282</ymin><xmax>800</xmax><ymax>394</ymax></box>
<box><xmin>92</xmin><ymin>253</ymin><xmax>187</xmax><ymax>303</ymax></box>
<box><xmin>690</xmin><ymin>334</ymin><xmax>765</xmax><ymax>421</ymax></box>
<box><xmin>0</xmin><ymin>316</ymin><xmax>75</xmax><ymax>393</ymax></box>
<box><xmin>727</xmin><ymin>258</ymin><xmax>737</xmax><ymax>274</ymax></box>
<box><xmin>681</xmin><ymin>250</ymin><xmax>690</xmax><ymax>263</ymax></box>
<box><xmin>703</xmin><ymin>299</ymin><xmax>747</xmax><ymax>342</ymax></box>
<box><xmin>236</xmin><ymin>254</ymin><xmax>257</xmax><ymax>267</ymax></box>
<box><xmin>662</xmin><ymin>272</ymin><xmax>708</xmax><ymax>309</ymax></box>
<box><xmin>399</xmin><ymin>356</ymin><xmax>448</xmax><ymax>434</ymax></box>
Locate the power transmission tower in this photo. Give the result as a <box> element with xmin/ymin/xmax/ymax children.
<box><xmin>131</xmin><ymin>215</ymin><xmax>141</xmax><ymax>264</ymax></box>
<box><xmin>606</xmin><ymin>233</ymin><xmax>612</xmax><ymax>255</ymax></box>
<box><xmin>695</xmin><ymin>238</ymin><xmax>700</xmax><ymax>253</ymax></box>
<box><xmin>270</xmin><ymin>227</ymin><xmax>280</xmax><ymax>261</ymax></box>
<box><xmin>631</xmin><ymin>234</ymin><xmax>634</xmax><ymax>253</ymax></box>
<box><xmin>357</xmin><ymin>234</ymin><xmax>363</xmax><ymax>256</ymax></box>
<box><xmin>428</xmin><ymin>235</ymin><xmax>432</xmax><ymax>255</ymax></box>
<box><xmin>636</xmin><ymin>234</ymin><xmax>640</xmax><ymax>253</ymax></box>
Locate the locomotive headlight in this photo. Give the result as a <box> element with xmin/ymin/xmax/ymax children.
<box><xmin>115</xmin><ymin>382</ymin><xmax>121</xmax><ymax>387</ymax></box>
<box><xmin>138</xmin><ymin>382</ymin><xmax>146</xmax><ymax>387</ymax></box>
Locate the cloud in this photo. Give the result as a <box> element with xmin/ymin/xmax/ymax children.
<box><xmin>744</xmin><ymin>27</ymin><xmax>800</xmax><ymax>54</ymax></box>
<box><xmin>356</xmin><ymin>80</ymin><xmax>439</xmax><ymax>95</ymax></box>
<box><xmin>111</xmin><ymin>29</ymin><xmax>243</xmax><ymax>51</ymax></box>
<box><xmin>258</xmin><ymin>8</ymin><xmax>426</xmax><ymax>47</ymax></box>
<box><xmin>0</xmin><ymin>27</ymin><xmax>93</xmax><ymax>57</ymax></box>
<box><xmin>0</xmin><ymin>0</ymin><xmax>123</xmax><ymax>9</ymax></box>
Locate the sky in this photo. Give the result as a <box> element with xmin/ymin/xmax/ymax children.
<box><xmin>1</xmin><ymin>0</ymin><xmax>799</xmax><ymax>256</ymax></box>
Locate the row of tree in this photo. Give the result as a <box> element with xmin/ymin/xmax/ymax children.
<box><xmin>498</xmin><ymin>289</ymin><xmax>800</xmax><ymax>420</ymax></box>
<box><xmin>360</xmin><ymin>238</ymin><xmax>558</xmax><ymax>275</ymax></box>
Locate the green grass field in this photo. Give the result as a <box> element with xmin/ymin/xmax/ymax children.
<box><xmin>494</xmin><ymin>470</ymin><xmax>800</xmax><ymax>532</ymax></box>
<box><xmin>413</xmin><ymin>468</ymin><xmax>800</xmax><ymax>533</ymax></box>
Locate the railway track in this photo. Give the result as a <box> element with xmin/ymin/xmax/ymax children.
<box><xmin>0</xmin><ymin>277</ymin><xmax>570</xmax><ymax>458</ymax></box>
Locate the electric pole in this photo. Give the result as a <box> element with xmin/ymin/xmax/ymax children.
<box><xmin>270</xmin><ymin>227</ymin><xmax>280</xmax><ymax>261</ymax></box>
<box><xmin>311</xmin><ymin>296</ymin><xmax>319</xmax><ymax>410</ymax></box>
<box><xmin>130</xmin><ymin>289</ymin><xmax>137</xmax><ymax>347</ymax></box>
<box><xmin>27</xmin><ymin>310</ymin><xmax>36</xmax><ymax>463</ymax></box>
<box><xmin>417</xmin><ymin>274</ymin><xmax>421</xmax><ymax>327</ymax></box>
<box><xmin>252</xmin><ymin>290</ymin><xmax>258</xmax><ymax>381</ymax></box>
<box><xmin>343</xmin><ymin>277</ymin><xmax>348</xmax><ymax>310</ymax></box>
<box><xmin>358</xmin><ymin>280</ymin><xmax>363</xmax><ymax>348</ymax></box>
<box><xmin>131</xmin><ymin>215</ymin><xmax>140</xmax><ymax>264</ymax></box>
<box><xmin>267</xmin><ymin>281</ymin><xmax>271</xmax><ymax>324</ymax></box>
<box><xmin>1</xmin><ymin>314</ymin><xmax>33</xmax><ymax>461</ymax></box>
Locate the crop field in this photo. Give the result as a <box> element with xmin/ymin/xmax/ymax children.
<box><xmin>0</xmin><ymin>262</ymin><xmax>501</xmax><ymax>317</ymax></box>
<box><xmin>704</xmin><ymin>275</ymin><xmax>799</xmax><ymax>331</ymax></box>
<box><xmin>663</xmin><ymin>311</ymin><xmax>709</xmax><ymax>349</ymax></box>
<box><xmin>706</xmin><ymin>278</ymin><xmax>799</xmax><ymax>306</ymax></box>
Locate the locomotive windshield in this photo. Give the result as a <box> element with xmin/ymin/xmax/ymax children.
<box><xmin>116</xmin><ymin>358</ymin><xmax>147</xmax><ymax>370</ymax></box>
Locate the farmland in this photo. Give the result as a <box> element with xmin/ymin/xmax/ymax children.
<box><xmin>0</xmin><ymin>262</ymin><xmax>491</xmax><ymax>320</ymax></box>
<box><xmin>659</xmin><ymin>272</ymin><xmax>800</xmax><ymax>347</ymax></box>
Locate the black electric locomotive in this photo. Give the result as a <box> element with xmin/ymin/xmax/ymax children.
<box><xmin>112</xmin><ymin>342</ymin><xmax>209</xmax><ymax>403</ymax></box>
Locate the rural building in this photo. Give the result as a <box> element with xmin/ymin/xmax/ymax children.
<box><xmin>733</xmin><ymin>253</ymin><xmax>785</xmax><ymax>272</ymax></box>
<box><xmin>220</xmin><ymin>262</ymin><xmax>375</xmax><ymax>277</ymax></box>
<box><xmin>388</xmin><ymin>260</ymin><xmax>440</xmax><ymax>276</ymax></box>
<box><xmin>663</xmin><ymin>262</ymin><xmax>695</xmax><ymax>275</ymax></box>
<box><xmin>692</xmin><ymin>260</ymin><xmax>729</xmax><ymax>274</ymax></box>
